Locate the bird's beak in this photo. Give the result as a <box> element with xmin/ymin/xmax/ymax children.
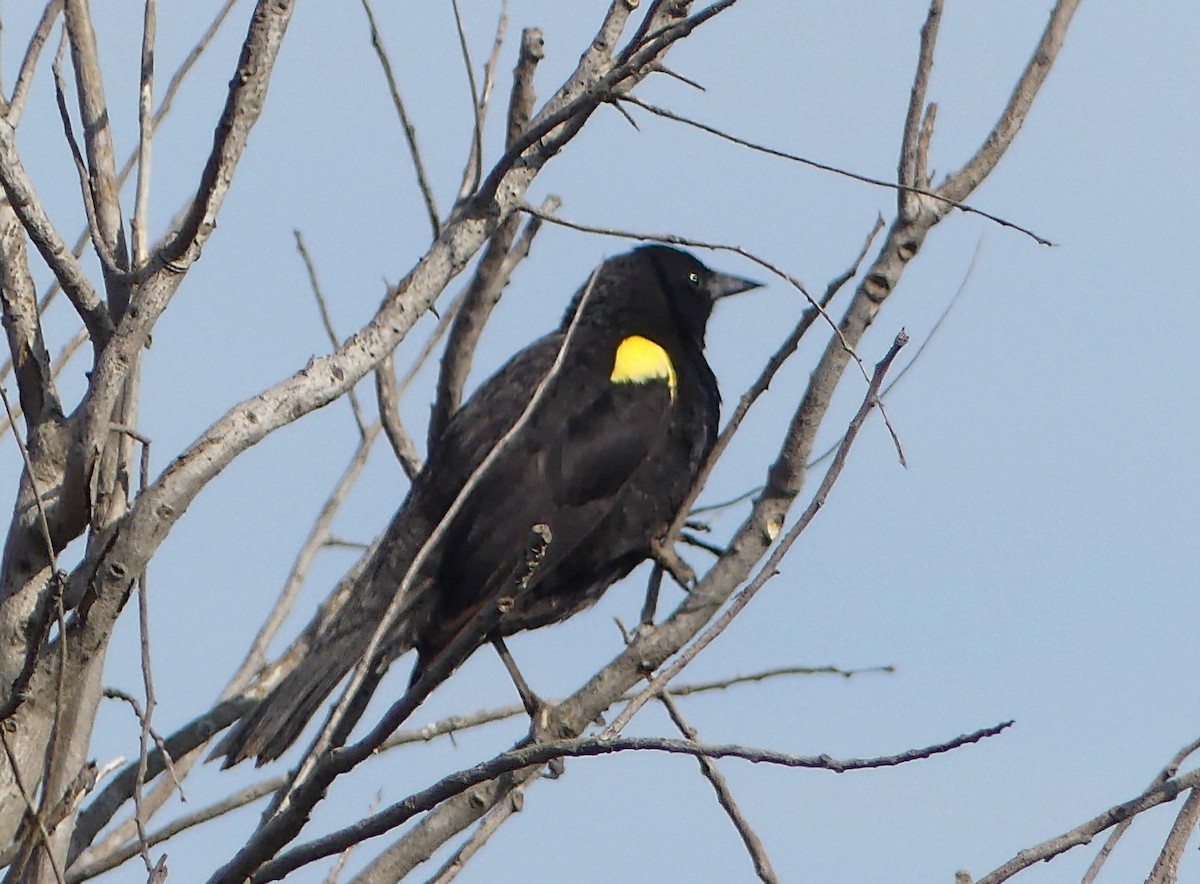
<box><xmin>708</xmin><ymin>271</ymin><xmax>763</xmax><ymax>301</ymax></box>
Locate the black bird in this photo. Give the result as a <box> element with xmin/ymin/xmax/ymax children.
<box><xmin>218</xmin><ymin>245</ymin><xmax>758</xmax><ymax>766</ymax></box>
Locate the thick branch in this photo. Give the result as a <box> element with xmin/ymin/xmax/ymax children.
<box><xmin>0</xmin><ymin>207</ymin><xmax>61</xmax><ymax>427</ymax></box>
<box><xmin>64</xmin><ymin>0</ymin><xmax>131</xmax><ymax>300</ymax></box>
<box><xmin>0</xmin><ymin>116</ymin><xmax>111</xmax><ymax>351</ymax></box>
<box><xmin>938</xmin><ymin>0</ymin><xmax>1081</xmax><ymax>204</ymax></box>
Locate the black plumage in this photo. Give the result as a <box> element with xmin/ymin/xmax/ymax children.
<box><xmin>218</xmin><ymin>245</ymin><xmax>758</xmax><ymax>766</ymax></box>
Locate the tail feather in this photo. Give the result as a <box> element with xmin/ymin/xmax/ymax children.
<box><xmin>216</xmin><ymin>487</ymin><xmax>442</xmax><ymax>766</ymax></box>
<box><xmin>216</xmin><ymin>638</ymin><xmax>359</xmax><ymax>767</ymax></box>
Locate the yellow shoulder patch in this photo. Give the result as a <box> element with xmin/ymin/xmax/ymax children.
<box><xmin>610</xmin><ymin>335</ymin><xmax>676</xmax><ymax>400</ymax></box>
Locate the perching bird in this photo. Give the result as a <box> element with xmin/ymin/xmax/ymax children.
<box><xmin>217</xmin><ymin>245</ymin><xmax>759</xmax><ymax>766</ymax></box>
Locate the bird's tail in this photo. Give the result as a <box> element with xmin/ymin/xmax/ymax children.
<box><xmin>215</xmin><ymin>510</ymin><xmax>437</xmax><ymax>767</ymax></box>
<box><xmin>215</xmin><ymin>633</ymin><xmax>365</xmax><ymax>767</ymax></box>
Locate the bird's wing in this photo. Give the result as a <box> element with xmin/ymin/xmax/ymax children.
<box><xmin>428</xmin><ymin>359</ymin><xmax>674</xmax><ymax>627</ymax></box>
<box><xmin>546</xmin><ymin>378</ymin><xmax>673</xmax><ymax>505</ymax></box>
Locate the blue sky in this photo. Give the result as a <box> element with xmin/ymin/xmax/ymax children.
<box><xmin>2</xmin><ymin>2</ymin><xmax>1198</xmax><ymax>882</ymax></box>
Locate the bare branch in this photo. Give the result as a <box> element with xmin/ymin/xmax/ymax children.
<box><xmin>133</xmin><ymin>571</ymin><xmax>158</xmax><ymax>875</ymax></box>
<box><xmin>130</xmin><ymin>0</ymin><xmax>156</xmax><ymax>268</ymax></box>
<box><xmin>0</xmin><ymin>0</ymin><xmax>238</xmax><ymax>406</ymax></box>
<box><xmin>157</xmin><ymin>0</ymin><xmax>297</xmax><ymax>270</ymax></box>
<box><xmin>68</xmin><ymin>696</ymin><xmax>254</xmax><ymax>862</ymax></box>
<box><xmin>1</xmin><ymin>729</ymin><xmax>67</xmax><ymax>884</ymax></box>
<box><xmin>475</xmin><ymin>0</ymin><xmax>740</xmax><ymax>205</ymax></box>
<box><xmin>660</xmin><ymin>694</ymin><xmax>778</xmax><ymax>884</ymax></box>
<box><xmin>117</xmin><ymin>0</ymin><xmax>240</xmax><ymax>187</ymax></box>
<box><xmin>67</xmin><ymin>778</ymin><xmax>283</xmax><ymax>882</ymax></box>
<box><xmin>420</xmin><ymin>785</ymin><xmax>527</xmax><ymax>884</ymax></box>
<box><xmin>449</xmin><ymin>0</ymin><xmax>485</xmax><ymax>203</ymax></box>
<box><xmin>1147</xmin><ymin>787</ymin><xmax>1200</xmax><ymax>884</ymax></box>
<box><xmin>224</xmin><ymin>271</ymin><xmax>608</xmax><ymax>880</ymax></box>
<box><xmin>808</xmin><ymin>235</ymin><xmax>981</xmax><ymax>470</ymax></box>
<box><xmin>974</xmin><ymin>766</ymin><xmax>1200</xmax><ymax>884</ymax></box>
<box><xmin>360</xmin><ymin>0</ymin><xmax>440</xmax><ymax>240</ymax></box>
<box><xmin>0</xmin><ymin>115</ymin><xmax>111</xmax><ymax>349</ymax></box>
<box><xmin>52</xmin><ymin>34</ymin><xmax>121</xmax><ymax>280</ymax></box>
<box><xmin>938</xmin><ymin>0</ymin><xmax>1082</xmax><ymax>204</ymax></box>
<box><xmin>620</xmin><ymin>95</ymin><xmax>1050</xmax><ymax>246</ymax></box>
<box><xmin>666</xmin><ymin>215</ymin><xmax>884</xmax><ymax>546</ymax></box>
<box><xmin>0</xmin><ymin>205</ymin><xmax>61</xmax><ymax>427</ymax></box>
<box><xmin>476</xmin><ymin>2</ymin><xmax>509</xmax><ymax>131</ymax></box>
<box><xmin>605</xmin><ymin>331</ymin><xmax>909</xmax><ymax>736</ymax></box>
<box><xmin>0</xmin><ymin>384</ymin><xmax>58</xmax><ymax>578</ymax></box>
<box><xmin>373</xmin><ymin>356</ymin><xmax>423</xmax><ymax>480</ymax></box>
<box><xmin>374</xmin><ymin>662</ymin><xmax>892</xmax><ymax>755</ymax></box>
<box><xmin>5</xmin><ymin>1</ymin><xmax>63</xmax><ymax>126</ymax></box>
<box><xmin>1082</xmin><ymin>736</ymin><xmax>1200</xmax><ymax>884</ymax></box>
<box><xmin>898</xmin><ymin>0</ymin><xmax>941</xmax><ymax>201</ymax></box>
<box><xmin>293</xmin><ymin>230</ymin><xmax>368</xmax><ymax>436</ymax></box>
<box><xmin>231</xmin><ymin>423</ymin><xmax>382</xmax><ymax>694</ymax></box>
<box><xmin>428</xmin><ymin>30</ymin><xmax>544</xmax><ymax>445</ymax></box>
<box><xmin>64</xmin><ymin>0</ymin><xmax>131</xmax><ymax>293</ymax></box>
<box><xmin>257</xmin><ymin>721</ymin><xmax>1012</xmax><ymax>882</ymax></box>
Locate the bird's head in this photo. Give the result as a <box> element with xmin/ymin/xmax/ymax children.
<box><xmin>566</xmin><ymin>245</ymin><xmax>761</xmax><ymax>347</ymax></box>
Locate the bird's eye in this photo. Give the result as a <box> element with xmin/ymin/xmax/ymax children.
<box><xmin>687</xmin><ymin>271</ymin><xmax>701</xmax><ymax>288</ymax></box>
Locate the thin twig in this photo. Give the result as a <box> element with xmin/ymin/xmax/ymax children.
<box><xmin>688</xmin><ymin>485</ymin><xmax>762</xmax><ymax>517</ymax></box>
<box><xmin>99</xmin><ymin>688</ymin><xmax>183</xmax><ymax>803</ymax></box>
<box><xmin>217</xmin><ymin>268</ymin><xmax>609</xmax><ymax>881</ymax></box>
<box><xmin>476</xmin><ymin>2</ymin><xmax>509</xmax><ymax>126</ymax></box>
<box><xmin>975</xmin><ymin>766</ymin><xmax>1200</xmax><ymax>884</ymax></box>
<box><xmin>374</xmin><ymin>355</ymin><xmax>422</xmax><ymax>480</ymax></box>
<box><xmin>449</xmin><ymin>0</ymin><xmax>484</xmax><ymax>202</ymax></box>
<box><xmin>231</xmin><ymin>422</ymin><xmax>382</xmax><ymax>694</ymax></box>
<box><xmin>666</xmin><ymin>215</ymin><xmax>885</xmax><ymax>545</ymax></box>
<box><xmin>293</xmin><ymin>230</ymin><xmax>368</xmax><ymax>436</ymax></box>
<box><xmin>66</xmin><ymin>778</ymin><xmax>285</xmax><ymax>882</ymax></box>
<box><xmin>618</xmin><ymin>94</ymin><xmax>1051</xmax><ymax>247</ymax></box>
<box><xmin>660</xmin><ymin>693</ymin><xmax>779</xmax><ymax>884</ymax></box>
<box><xmin>604</xmin><ymin>331</ymin><xmax>909</xmax><ymax>737</ymax></box>
<box><xmin>898</xmin><ymin>0</ymin><xmax>941</xmax><ymax>200</ymax></box>
<box><xmin>518</xmin><ymin>204</ymin><xmax>872</xmax><ymax>387</ymax></box>
<box><xmin>51</xmin><ymin>33</ymin><xmax>121</xmax><ymax>278</ymax></box>
<box><xmin>1</xmin><ymin>728</ymin><xmax>67</xmax><ymax>884</ymax></box>
<box><xmin>64</xmin><ymin>0</ymin><xmax>131</xmax><ymax>286</ymax></box>
<box><xmin>256</xmin><ymin>721</ymin><xmax>1012</xmax><ymax>882</ymax></box>
<box><xmin>938</xmin><ymin>0</ymin><xmax>1081</xmax><ymax>207</ymax></box>
<box><xmin>366</xmin><ymin>663</ymin><xmax>892</xmax><ymax>751</ymax></box>
<box><xmin>69</xmin><ymin>697</ymin><xmax>255</xmax><ymax>864</ymax></box>
<box><xmin>360</xmin><ymin>0</ymin><xmax>440</xmax><ymax>239</ymax></box>
<box><xmin>1082</xmin><ymin>736</ymin><xmax>1200</xmax><ymax>884</ymax></box>
<box><xmin>0</xmin><ymin>111</ymin><xmax>112</xmax><ymax>347</ymax></box>
<box><xmin>807</xmin><ymin>235</ymin><xmax>981</xmax><ymax>470</ymax></box>
<box><xmin>5</xmin><ymin>0</ymin><xmax>63</xmax><ymax>126</ymax></box>
<box><xmin>132</xmin><ymin>421</ymin><xmax>158</xmax><ymax>875</ymax></box>
<box><xmin>426</xmin><ymin>28</ymin><xmax>544</xmax><ymax>445</ymax></box>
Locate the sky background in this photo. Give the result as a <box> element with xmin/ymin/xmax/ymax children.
<box><xmin>1</xmin><ymin>2</ymin><xmax>1198</xmax><ymax>882</ymax></box>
